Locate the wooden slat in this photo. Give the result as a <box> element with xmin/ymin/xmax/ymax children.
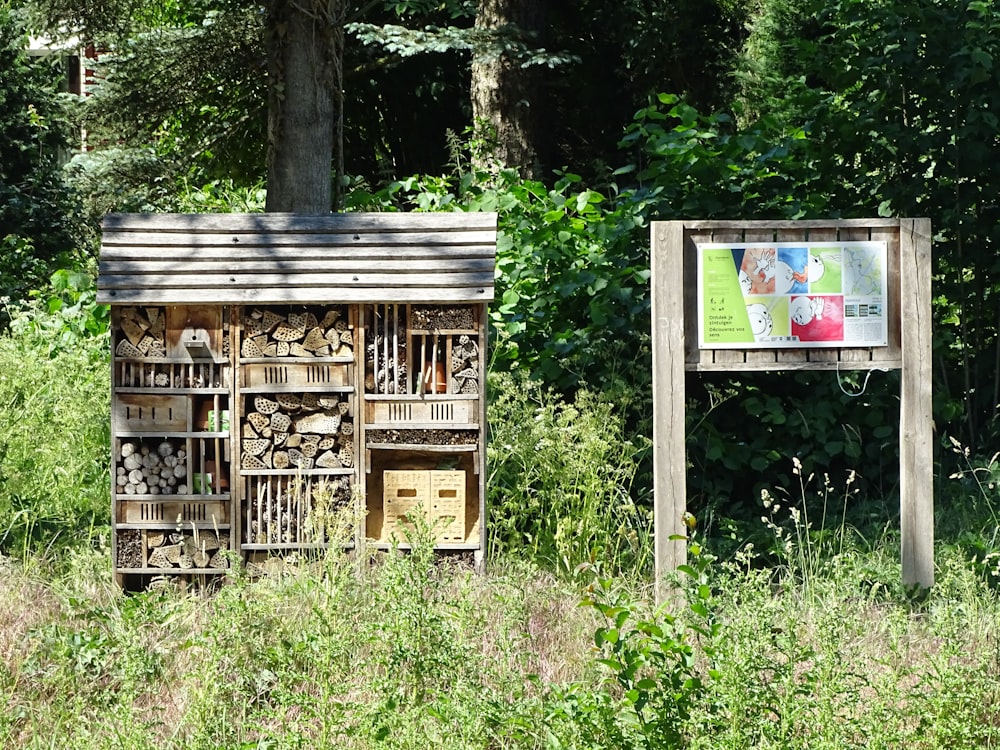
<box><xmin>242</xmin><ymin>362</ymin><xmax>352</xmax><ymax>389</ymax></box>
<box><xmin>651</xmin><ymin>220</ymin><xmax>689</xmax><ymax>600</ymax></box>
<box><xmin>102</xmin><ymin>231</ymin><xmax>496</xmax><ymax>249</ymax></box>
<box><xmin>899</xmin><ymin>217</ymin><xmax>934</xmax><ymax>588</ymax></box>
<box><xmin>689</xmin><ymin>358</ymin><xmax>901</xmax><ymax>372</ymax></box>
<box><xmin>872</xmin><ymin>224</ymin><xmax>903</xmax><ymax>360</ymax></box>
<box><xmin>103</xmin><ymin>286</ymin><xmax>491</xmax><ymax>305</ymax></box>
<box><xmin>100</xmin><ymin>271</ymin><xmax>493</xmax><ymax>290</ymax></box>
<box><xmin>682</xmin><ymin>218</ymin><xmax>903</xmax><ymax>231</ymax></box>
<box><xmin>115</xmin><ymin>394</ymin><xmax>188</xmax><ymax>431</ymax></box>
<box><xmin>98</xmin><ymin>213</ymin><xmax>498</xmax><ymax>305</ymax></box>
<box><xmin>684</xmin><ymin>230</ymin><xmax>710</xmax><ymax>369</ymax></box>
<box><xmin>100</xmin><ymin>246</ymin><xmax>495</xmax><ymax>262</ymax></box>
<box><xmin>102</xmin><ymin>212</ymin><xmax>497</xmax><ymax>232</ymax></box>
<box><xmin>101</xmin><ymin>260</ymin><xmax>494</xmax><ymax>277</ymax></box>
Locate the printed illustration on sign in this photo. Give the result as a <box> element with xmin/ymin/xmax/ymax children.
<box><xmin>697</xmin><ymin>242</ymin><xmax>888</xmax><ymax>349</ymax></box>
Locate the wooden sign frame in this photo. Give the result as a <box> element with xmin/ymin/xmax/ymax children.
<box><xmin>651</xmin><ymin>219</ymin><xmax>933</xmax><ymax>597</ymax></box>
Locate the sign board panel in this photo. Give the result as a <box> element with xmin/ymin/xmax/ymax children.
<box><xmin>697</xmin><ymin>241</ymin><xmax>888</xmax><ymax>349</ymax></box>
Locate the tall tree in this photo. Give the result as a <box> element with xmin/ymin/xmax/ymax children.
<box><xmin>470</xmin><ymin>0</ymin><xmax>545</xmax><ymax>177</ymax></box>
<box><xmin>263</xmin><ymin>0</ymin><xmax>342</xmax><ymax>212</ymax></box>
<box><xmin>29</xmin><ymin>0</ymin><xmax>480</xmax><ymax>211</ymax></box>
<box><xmin>0</xmin><ymin>3</ymin><xmax>84</xmax><ymax>306</ymax></box>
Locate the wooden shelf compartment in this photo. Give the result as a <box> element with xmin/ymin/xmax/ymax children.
<box><xmin>115</xmin><ymin>527</ymin><xmax>231</xmax><ymax>571</ymax></box>
<box><xmin>114</xmin><ymin>358</ymin><xmax>231</xmax><ymax>389</ymax></box>
<box><xmin>243</xmin><ymin>473</ymin><xmax>354</xmax><ymax>548</ymax></box>
<box><xmin>364</xmin><ymin>451</ymin><xmax>481</xmax><ymax>546</ymax></box>
<box><xmin>114</xmin><ymin>435</ymin><xmax>230</xmax><ymax>497</ymax></box>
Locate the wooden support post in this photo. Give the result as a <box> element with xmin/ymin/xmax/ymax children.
<box><xmin>651</xmin><ymin>221</ymin><xmax>688</xmax><ymax>602</ymax></box>
<box><xmin>899</xmin><ymin>218</ymin><xmax>934</xmax><ymax>588</ymax></box>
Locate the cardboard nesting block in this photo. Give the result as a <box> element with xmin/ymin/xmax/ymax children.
<box><xmin>381</xmin><ymin>470</ymin><xmax>466</xmax><ymax>543</ymax></box>
<box><xmin>429</xmin><ymin>471</ymin><xmax>466</xmax><ymax>543</ymax></box>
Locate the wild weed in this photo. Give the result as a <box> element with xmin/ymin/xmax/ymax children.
<box><xmin>759</xmin><ymin>457</ymin><xmax>861</xmax><ymax>594</ymax></box>
<box><xmin>0</xmin><ymin>291</ymin><xmax>110</xmax><ymax>560</ymax></box>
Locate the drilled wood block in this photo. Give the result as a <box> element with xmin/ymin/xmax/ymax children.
<box><xmin>365</xmin><ymin>399</ymin><xmax>475</xmax><ymax>425</ymax></box>
<box><xmin>116</xmin><ymin>394</ymin><xmax>188</xmax><ymax>432</ymax></box>
<box><xmin>120</xmin><ymin>500</ymin><xmax>229</xmax><ymax>524</ymax></box>
<box><xmin>243</xmin><ymin>363</ymin><xmax>352</xmax><ymax>389</ymax></box>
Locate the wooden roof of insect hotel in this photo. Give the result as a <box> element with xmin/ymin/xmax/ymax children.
<box><xmin>97</xmin><ymin>212</ymin><xmax>498</xmax><ymax>305</ymax></box>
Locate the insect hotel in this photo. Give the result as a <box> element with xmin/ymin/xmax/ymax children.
<box><xmin>98</xmin><ymin>212</ymin><xmax>497</xmax><ymax>589</ymax></box>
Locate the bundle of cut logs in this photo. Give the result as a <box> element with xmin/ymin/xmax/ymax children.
<box><xmin>117</xmin><ymin>439</ymin><xmax>189</xmax><ymax>495</ymax></box>
<box><xmin>242</xmin><ymin>306</ymin><xmax>353</xmax><ymax>358</ymax></box>
<box><xmin>115</xmin><ymin>306</ymin><xmax>166</xmax><ymax>358</ymax></box>
<box><xmin>146</xmin><ymin>529</ymin><xmax>229</xmax><ymax>569</ymax></box>
<box><xmin>241</xmin><ymin>394</ymin><xmax>354</xmax><ymax>470</ymax></box>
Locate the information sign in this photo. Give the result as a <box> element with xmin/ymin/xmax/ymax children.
<box><xmin>697</xmin><ymin>242</ymin><xmax>888</xmax><ymax>349</ymax></box>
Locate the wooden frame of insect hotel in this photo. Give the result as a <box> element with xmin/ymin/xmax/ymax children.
<box><xmin>98</xmin><ymin>212</ymin><xmax>497</xmax><ymax>589</ymax></box>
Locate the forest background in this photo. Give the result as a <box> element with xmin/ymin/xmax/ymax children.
<box><xmin>3</xmin><ymin>0</ymin><xmax>1000</xmax><ymax>747</ymax></box>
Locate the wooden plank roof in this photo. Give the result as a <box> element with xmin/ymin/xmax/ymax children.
<box><xmin>97</xmin><ymin>212</ymin><xmax>498</xmax><ymax>305</ymax></box>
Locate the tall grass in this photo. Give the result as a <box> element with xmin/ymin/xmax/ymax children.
<box><xmin>2</xmin><ymin>525</ymin><xmax>1000</xmax><ymax>748</ymax></box>
<box><xmin>487</xmin><ymin>370</ymin><xmax>652</xmax><ymax>577</ymax></box>
<box><xmin>0</xmin><ymin>290</ymin><xmax>110</xmax><ymax>559</ymax></box>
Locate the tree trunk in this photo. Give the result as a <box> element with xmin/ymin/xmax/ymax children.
<box><xmin>263</xmin><ymin>0</ymin><xmax>344</xmax><ymax>213</ymax></box>
<box><xmin>470</xmin><ymin>0</ymin><xmax>545</xmax><ymax>179</ymax></box>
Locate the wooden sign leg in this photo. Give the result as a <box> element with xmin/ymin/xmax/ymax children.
<box><xmin>652</xmin><ymin>222</ymin><xmax>688</xmax><ymax>602</ymax></box>
<box><xmin>899</xmin><ymin>218</ymin><xmax>934</xmax><ymax>588</ymax></box>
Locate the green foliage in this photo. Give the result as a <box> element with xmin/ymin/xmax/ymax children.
<box><xmin>619</xmin><ymin>93</ymin><xmax>826</xmax><ymax>221</ymax></box>
<box><xmin>576</xmin><ymin>556</ymin><xmax>719</xmax><ymax>749</ymax></box>
<box><xmin>0</xmin><ymin>5</ymin><xmax>88</xmax><ymax>306</ymax></box>
<box><xmin>686</xmin><ymin>371</ymin><xmax>901</xmax><ymax>537</ymax></box>
<box><xmin>171</xmin><ymin>178</ymin><xmax>267</xmax><ymax>213</ymax></box>
<box><xmin>345</xmin><ymin>166</ymin><xmax>651</xmax><ymax>395</ymax></box>
<box><xmin>75</xmin><ymin>2</ymin><xmax>267</xmax><ymax>186</ymax></box>
<box><xmin>487</xmin><ymin>371</ymin><xmax>650</xmax><ymax>576</ymax></box>
<box><xmin>5</xmin><ymin>269</ymin><xmax>110</xmax><ymax>356</ymax></box>
<box><xmin>738</xmin><ymin>0</ymin><xmax>1000</xmax><ymax>453</ymax></box>
<box><xmin>0</xmin><ymin>282</ymin><xmax>110</xmax><ymax>558</ymax></box>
